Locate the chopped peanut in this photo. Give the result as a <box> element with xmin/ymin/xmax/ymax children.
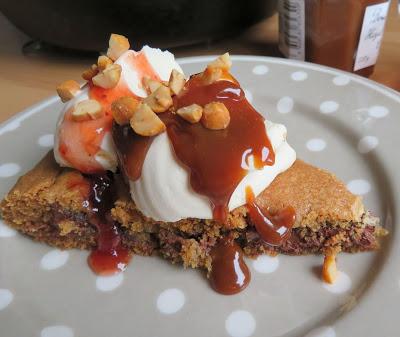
<box><xmin>130</xmin><ymin>103</ymin><xmax>166</xmax><ymax>136</ymax></box>
<box><xmin>111</xmin><ymin>96</ymin><xmax>140</xmax><ymax>125</ymax></box>
<box><xmin>107</xmin><ymin>33</ymin><xmax>130</xmax><ymax>61</ymax></box>
<box><xmin>92</xmin><ymin>64</ymin><xmax>122</xmax><ymax>89</ymax></box>
<box><xmin>142</xmin><ymin>76</ymin><xmax>163</xmax><ymax>94</ymax></box>
<box><xmin>97</xmin><ymin>55</ymin><xmax>113</xmax><ymax>71</ymax></box>
<box><xmin>322</xmin><ymin>254</ymin><xmax>338</xmax><ymax>284</ymax></box>
<box><xmin>96</xmin><ymin>150</ymin><xmax>118</xmax><ymax>169</ymax></box>
<box><xmin>82</xmin><ymin>64</ymin><xmax>99</xmax><ymax>81</ymax></box>
<box><xmin>207</xmin><ymin>53</ymin><xmax>232</xmax><ymax>71</ymax></box>
<box><xmin>201</xmin><ymin>53</ymin><xmax>232</xmax><ymax>84</ymax></box>
<box><xmin>144</xmin><ymin>85</ymin><xmax>173</xmax><ymax>113</ymax></box>
<box><xmin>201</xmin><ymin>102</ymin><xmax>230</xmax><ymax>130</ymax></box>
<box><xmin>202</xmin><ymin>67</ymin><xmax>224</xmax><ymax>85</ymax></box>
<box><xmin>72</xmin><ymin>99</ymin><xmax>103</xmax><ymax>122</ymax></box>
<box><xmin>168</xmin><ymin>69</ymin><xmax>186</xmax><ymax>95</ymax></box>
<box><xmin>56</xmin><ymin>80</ymin><xmax>80</xmax><ymax>103</ymax></box>
<box><xmin>176</xmin><ymin>104</ymin><xmax>203</xmax><ymax>124</ymax></box>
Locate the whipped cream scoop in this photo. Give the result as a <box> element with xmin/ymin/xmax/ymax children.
<box><xmin>129</xmin><ymin>120</ymin><xmax>296</xmax><ymax>222</ymax></box>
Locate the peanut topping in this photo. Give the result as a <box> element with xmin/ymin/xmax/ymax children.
<box><xmin>107</xmin><ymin>33</ymin><xmax>130</xmax><ymax>61</ymax></box>
<box><xmin>95</xmin><ymin>149</ymin><xmax>118</xmax><ymax>169</ymax></box>
<box><xmin>202</xmin><ymin>67</ymin><xmax>223</xmax><ymax>85</ymax></box>
<box><xmin>168</xmin><ymin>69</ymin><xmax>186</xmax><ymax>95</ymax></box>
<box><xmin>97</xmin><ymin>55</ymin><xmax>113</xmax><ymax>71</ymax></box>
<box><xmin>176</xmin><ymin>104</ymin><xmax>203</xmax><ymax>124</ymax></box>
<box><xmin>82</xmin><ymin>64</ymin><xmax>99</xmax><ymax>81</ymax></box>
<box><xmin>322</xmin><ymin>254</ymin><xmax>338</xmax><ymax>284</ymax></box>
<box><xmin>142</xmin><ymin>76</ymin><xmax>163</xmax><ymax>94</ymax></box>
<box><xmin>56</xmin><ymin>80</ymin><xmax>80</xmax><ymax>103</ymax></box>
<box><xmin>143</xmin><ymin>85</ymin><xmax>173</xmax><ymax>113</ymax></box>
<box><xmin>130</xmin><ymin>103</ymin><xmax>166</xmax><ymax>136</ymax></box>
<box><xmin>92</xmin><ymin>64</ymin><xmax>122</xmax><ymax>89</ymax></box>
<box><xmin>201</xmin><ymin>102</ymin><xmax>230</xmax><ymax>130</ymax></box>
<box><xmin>202</xmin><ymin>53</ymin><xmax>232</xmax><ymax>85</ymax></box>
<box><xmin>111</xmin><ymin>96</ymin><xmax>140</xmax><ymax>125</ymax></box>
<box><xmin>72</xmin><ymin>99</ymin><xmax>103</xmax><ymax>122</ymax></box>
<box><xmin>207</xmin><ymin>53</ymin><xmax>232</xmax><ymax>71</ymax></box>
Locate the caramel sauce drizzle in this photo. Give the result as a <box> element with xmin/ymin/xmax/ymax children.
<box><xmin>209</xmin><ymin>237</ymin><xmax>250</xmax><ymax>295</ymax></box>
<box><xmin>113</xmin><ymin>75</ymin><xmax>275</xmax><ymax>223</ymax></box>
<box><xmin>245</xmin><ymin>186</ymin><xmax>296</xmax><ymax>246</ymax></box>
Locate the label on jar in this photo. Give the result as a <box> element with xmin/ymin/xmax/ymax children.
<box><xmin>354</xmin><ymin>1</ymin><xmax>390</xmax><ymax>71</ymax></box>
<box><xmin>278</xmin><ymin>0</ymin><xmax>305</xmax><ymax>61</ymax></box>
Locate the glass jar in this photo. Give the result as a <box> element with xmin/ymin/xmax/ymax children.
<box><xmin>279</xmin><ymin>0</ymin><xmax>390</xmax><ymax>77</ymax></box>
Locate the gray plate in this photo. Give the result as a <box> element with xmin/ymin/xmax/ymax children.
<box><xmin>0</xmin><ymin>56</ymin><xmax>399</xmax><ymax>337</ymax></box>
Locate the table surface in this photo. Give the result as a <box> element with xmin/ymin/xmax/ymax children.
<box><xmin>0</xmin><ymin>2</ymin><xmax>399</xmax><ymax>124</ymax></box>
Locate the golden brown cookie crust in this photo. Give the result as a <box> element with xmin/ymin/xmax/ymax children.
<box><xmin>257</xmin><ymin>160</ymin><xmax>364</xmax><ymax>229</ymax></box>
<box><xmin>0</xmin><ymin>153</ymin><xmax>383</xmax><ymax>269</ymax></box>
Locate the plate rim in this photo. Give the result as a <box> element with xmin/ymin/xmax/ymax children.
<box><xmin>0</xmin><ymin>55</ymin><xmax>399</xmax><ymax>137</ymax></box>
<box><xmin>0</xmin><ymin>55</ymin><xmax>399</xmax><ymax>337</ymax></box>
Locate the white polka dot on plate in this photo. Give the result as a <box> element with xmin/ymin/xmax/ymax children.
<box><xmin>40</xmin><ymin>249</ymin><xmax>69</xmax><ymax>270</ymax></box>
<box><xmin>244</xmin><ymin>89</ymin><xmax>253</xmax><ymax>103</ymax></box>
<box><xmin>357</xmin><ymin>136</ymin><xmax>379</xmax><ymax>154</ymax></box>
<box><xmin>252</xmin><ymin>255</ymin><xmax>279</xmax><ymax>274</ymax></box>
<box><xmin>306</xmin><ymin>138</ymin><xmax>327</xmax><ymax>152</ymax></box>
<box><xmin>41</xmin><ymin>325</ymin><xmax>74</xmax><ymax>337</ymax></box>
<box><xmin>252</xmin><ymin>65</ymin><xmax>269</xmax><ymax>75</ymax></box>
<box><xmin>332</xmin><ymin>75</ymin><xmax>350</xmax><ymax>86</ymax></box>
<box><xmin>225</xmin><ymin>310</ymin><xmax>256</xmax><ymax>337</ymax></box>
<box><xmin>304</xmin><ymin>326</ymin><xmax>336</xmax><ymax>337</ymax></box>
<box><xmin>38</xmin><ymin>134</ymin><xmax>54</xmax><ymax>147</ymax></box>
<box><xmin>347</xmin><ymin>179</ymin><xmax>371</xmax><ymax>195</ymax></box>
<box><xmin>0</xmin><ymin>220</ymin><xmax>17</xmax><ymax>237</ymax></box>
<box><xmin>322</xmin><ymin>271</ymin><xmax>351</xmax><ymax>294</ymax></box>
<box><xmin>0</xmin><ymin>289</ymin><xmax>13</xmax><ymax>310</ymax></box>
<box><xmin>368</xmin><ymin>105</ymin><xmax>389</xmax><ymax>118</ymax></box>
<box><xmin>0</xmin><ymin>163</ymin><xmax>20</xmax><ymax>178</ymax></box>
<box><xmin>96</xmin><ymin>273</ymin><xmax>124</xmax><ymax>292</ymax></box>
<box><xmin>277</xmin><ymin>96</ymin><xmax>294</xmax><ymax>114</ymax></box>
<box><xmin>320</xmin><ymin>101</ymin><xmax>339</xmax><ymax>114</ymax></box>
<box><xmin>291</xmin><ymin>71</ymin><xmax>308</xmax><ymax>81</ymax></box>
<box><xmin>156</xmin><ymin>288</ymin><xmax>185</xmax><ymax>315</ymax></box>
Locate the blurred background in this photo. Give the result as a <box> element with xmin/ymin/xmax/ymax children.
<box><xmin>0</xmin><ymin>0</ymin><xmax>398</xmax><ymax>122</ymax></box>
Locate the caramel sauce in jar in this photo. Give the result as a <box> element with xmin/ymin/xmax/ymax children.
<box><xmin>305</xmin><ymin>0</ymin><xmax>388</xmax><ymax>77</ymax></box>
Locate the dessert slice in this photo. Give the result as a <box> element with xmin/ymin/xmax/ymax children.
<box><xmin>1</xmin><ymin>154</ymin><xmax>385</xmax><ymax>292</ymax></box>
<box><xmin>0</xmin><ymin>34</ymin><xmax>387</xmax><ymax>295</ymax></box>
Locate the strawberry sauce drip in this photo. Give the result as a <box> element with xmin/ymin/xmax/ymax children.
<box><xmin>82</xmin><ymin>174</ymin><xmax>132</xmax><ymax>276</ymax></box>
<box><xmin>58</xmin><ymin>50</ymin><xmax>160</xmax><ymax>174</ymax></box>
<box><xmin>245</xmin><ymin>186</ymin><xmax>296</xmax><ymax>246</ymax></box>
<box><xmin>87</xmin><ymin>222</ymin><xmax>131</xmax><ymax>276</ymax></box>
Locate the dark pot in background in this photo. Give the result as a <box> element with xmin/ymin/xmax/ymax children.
<box><xmin>0</xmin><ymin>0</ymin><xmax>278</xmax><ymax>52</ymax></box>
